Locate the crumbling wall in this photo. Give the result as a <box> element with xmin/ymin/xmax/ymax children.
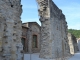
<box><xmin>0</xmin><ymin>0</ymin><xmax>23</xmax><ymax>60</ymax></box>
<box><xmin>22</xmin><ymin>22</ymin><xmax>41</xmax><ymax>53</ymax></box>
<box><xmin>68</xmin><ymin>33</ymin><xmax>79</xmax><ymax>54</ymax></box>
<box><xmin>77</xmin><ymin>38</ymin><xmax>80</xmax><ymax>51</ymax></box>
<box><xmin>37</xmin><ymin>0</ymin><xmax>70</xmax><ymax>59</ymax></box>
<box><xmin>29</xmin><ymin>23</ymin><xmax>40</xmax><ymax>53</ymax></box>
<box><xmin>0</xmin><ymin>14</ymin><xmax>6</xmax><ymax>52</ymax></box>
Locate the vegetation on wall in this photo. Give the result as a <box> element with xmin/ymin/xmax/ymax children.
<box><xmin>68</xmin><ymin>29</ymin><xmax>80</xmax><ymax>38</ymax></box>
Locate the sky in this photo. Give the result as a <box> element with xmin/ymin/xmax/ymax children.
<box><xmin>21</xmin><ymin>0</ymin><xmax>80</xmax><ymax>30</ymax></box>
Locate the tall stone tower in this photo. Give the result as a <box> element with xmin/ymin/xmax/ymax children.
<box><xmin>0</xmin><ymin>0</ymin><xmax>23</xmax><ymax>60</ymax></box>
<box><xmin>36</xmin><ymin>0</ymin><xmax>70</xmax><ymax>59</ymax></box>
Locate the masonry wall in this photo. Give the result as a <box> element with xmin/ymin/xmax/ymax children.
<box><xmin>22</xmin><ymin>22</ymin><xmax>41</xmax><ymax>53</ymax></box>
<box><xmin>68</xmin><ymin>33</ymin><xmax>79</xmax><ymax>54</ymax></box>
<box><xmin>77</xmin><ymin>38</ymin><xmax>80</xmax><ymax>51</ymax></box>
<box><xmin>22</xmin><ymin>26</ymin><xmax>28</xmax><ymax>53</ymax></box>
<box><xmin>0</xmin><ymin>0</ymin><xmax>23</xmax><ymax>60</ymax></box>
<box><xmin>37</xmin><ymin>0</ymin><xmax>70</xmax><ymax>59</ymax></box>
<box><xmin>0</xmin><ymin>15</ymin><xmax>6</xmax><ymax>52</ymax></box>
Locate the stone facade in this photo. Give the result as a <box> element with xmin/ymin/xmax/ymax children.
<box><xmin>77</xmin><ymin>38</ymin><xmax>80</xmax><ymax>51</ymax></box>
<box><xmin>22</xmin><ymin>22</ymin><xmax>41</xmax><ymax>53</ymax></box>
<box><xmin>22</xmin><ymin>26</ymin><xmax>29</xmax><ymax>53</ymax></box>
<box><xmin>68</xmin><ymin>33</ymin><xmax>79</xmax><ymax>54</ymax></box>
<box><xmin>36</xmin><ymin>0</ymin><xmax>70</xmax><ymax>59</ymax></box>
<box><xmin>0</xmin><ymin>0</ymin><xmax>23</xmax><ymax>60</ymax></box>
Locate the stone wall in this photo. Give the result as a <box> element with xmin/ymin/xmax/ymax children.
<box><xmin>0</xmin><ymin>0</ymin><xmax>23</xmax><ymax>60</ymax></box>
<box><xmin>77</xmin><ymin>38</ymin><xmax>80</xmax><ymax>51</ymax></box>
<box><xmin>22</xmin><ymin>26</ymin><xmax>28</xmax><ymax>53</ymax></box>
<box><xmin>68</xmin><ymin>33</ymin><xmax>79</xmax><ymax>54</ymax></box>
<box><xmin>37</xmin><ymin>0</ymin><xmax>70</xmax><ymax>59</ymax></box>
<box><xmin>22</xmin><ymin>22</ymin><xmax>41</xmax><ymax>53</ymax></box>
<box><xmin>0</xmin><ymin>14</ymin><xmax>6</xmax><ymax>52</ymax></box>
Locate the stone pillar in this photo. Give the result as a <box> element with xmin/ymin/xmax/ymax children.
<box><xmin>36</xmin><ymin>0</ymin><xmax>51</xmax><ymax>58</ymax></box>
<box><xmin>0</xmin><ymin>0</ymin><xmax>23</xmax><ymax>60</ymax></box>
<box><xmin>36</xmin><ymin>0</ymin><xmax>70</xmax><ymax>59</ymax></box>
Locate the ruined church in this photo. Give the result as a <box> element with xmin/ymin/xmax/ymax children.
<box><xmin>22</xmin><ymin>0</ymin><xmax>71</xmax><ymax>59</ymax></box>
<box><xmin>0</xmin><ymin>0</ymin><xmax>71</xmax><ymax>60</ymax></box>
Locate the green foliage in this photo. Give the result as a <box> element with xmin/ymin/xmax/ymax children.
<box><xmin>68</xmin><ymin>29</ymin><xmax>80</xmax><ymax>38</ymax></box>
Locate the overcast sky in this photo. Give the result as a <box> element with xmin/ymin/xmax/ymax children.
<box><xmin>21</xmin><ymin>0</ymin><xmax>80</xmax><ymax>30</ymax></box>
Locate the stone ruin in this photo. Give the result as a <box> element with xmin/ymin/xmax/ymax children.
<box><xmin>37</xmin><ymin>0</ymin><xmax>70</xmax><ymax>59</ymax></box>
<box><xmin>68</xmin><ymin>33</ymin><xmax>79</xmax><ymax>55</ymax></box>
<box><xmin>0</xmin><ymin>0</ymin><xmax>71</xmax><ymax>60</ymax></box>
<box><xmin>77</xmin><ymin>38</ymin><xmax>80</xmax><ymax>51</ymax></box>
<box><xmin>0</xmin><ymin>0</ymin><xmax>23</xmax><ymax>60</ymax></box>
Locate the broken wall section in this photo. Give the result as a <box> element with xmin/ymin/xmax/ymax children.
<box><xmin>0</xmin><ymin>0</ymin><xmax>23</xmax><ymax>60</ymax></box>
<box><xmin>37</xmin><ymin>0</ymin><xmax>70</xmax><ymax>59</ymax></box>
<box><xmin>68</xmin><ymin>33</ymin><xmax>79</xmax><ymax>55</ymax></box>
<box><xmin>0</xmin><ymin>14</ymin><xmax>6</xmax><ymax>52</ymax></box>
<box><xmin>50</xmin><ymin>0</ymin><xmax>70</xmax><ymax>58</ymax></box>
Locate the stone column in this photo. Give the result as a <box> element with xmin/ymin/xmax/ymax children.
<box><xmin>36</xmin><ymin>0</ymin><xmax>52</xmax><ymax>59</ymax></box>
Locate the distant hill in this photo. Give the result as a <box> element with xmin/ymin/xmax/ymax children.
<box><xmin>68</xmin><ymin>29</ymin><xmax>80</xmax><ymax>38</ymax></box>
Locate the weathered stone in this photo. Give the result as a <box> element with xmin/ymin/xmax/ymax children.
<box><xmin>0</xmin><ymin>15</ymin><xmax>6</xmax><ymax>52</ymax></box>
<box><xmin>68</xmin><ymin>33</ymin><xmax>79</xmax><ymax>54</ymax></box>
<box><xmin>36</xmin><ymin>0</ymin><xmax>70</xmax><ymax>59</ymax></box>
<box><xmin>0</xmin><ymin>0</ymin><xmax>23</xmax><ymax>60</ymax></box>
<box><xmin>77</xmin><ymin>38</ymin><xmax>80</xmax><ymax>51</ymax></box>
<box><xmin>22</xmin><ymin>22</ymin><xmax>41</xmax><ymax>53</ymax></box>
